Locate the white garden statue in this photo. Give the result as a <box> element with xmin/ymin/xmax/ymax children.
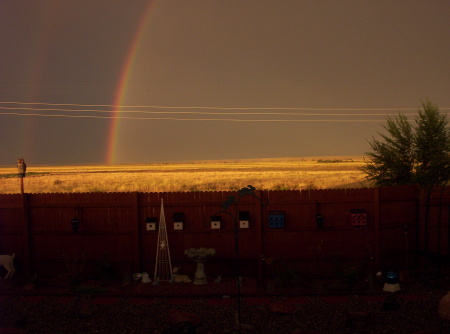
<box><xmin>172</xmin><ymin>267</ymin><xmax>192</xmax><ymax>283</ymax></box>
<box><xmin>133</xmin><ymin>272</ymin><xmax>151</xmax><ymax>284</ymax></box>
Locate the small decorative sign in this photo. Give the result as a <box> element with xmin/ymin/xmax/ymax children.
<box><xmin>349</xmin><ymin>209</ymin><xmax>367</xmax><ymax>226</ymax></box>
<box><xmin>269</xmin><ymin>211</ymin><xmax>285</xmax><ymax>228</ymax></box>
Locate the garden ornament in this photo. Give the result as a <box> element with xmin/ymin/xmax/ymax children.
<box><xmin>141</xmin><ymin>272</ymin><xmax>151</xmax><ymax>283</ymax></box>
<box><xmin>185</xmin><ymin>248</ymin><xmax>215</xmax><ymax>285</ymax></box>
<box><xmin>172</xmin><ymin>267</ymin><xmax>192</xmax><ymax>283</ymax></box>
<box><xmin>0</xmin><ymin>253</ymin><xmax>15</xmax><ymax>279</ymax></box>
<box><xmin>376</xmin><ymin>271</ymin><xmax>383</xmax><ymax>281</ymax></box>
<box><xmin>133</xmin><ymin>272</ymin><xmax>151</xmax><ymax>283</ymax></box>
<box><xmin>438</xmin><ymin>291</ymin><xmax>450</xmax><ymax>321</ymax></box>
<box><xmin>383</xmin><ymin>271</ymin><xmax>400</xmax><ymax>292</ymax></box>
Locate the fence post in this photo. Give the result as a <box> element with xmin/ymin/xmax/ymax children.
<box><xmin>413</xmin><ymin>185</ymin><xmax>421</xmax><ymax>268</ymax></box>
<box><xmin>132</xmin><ymin>192</ymin><xmax>141</xmax><ymax>273</ymax></box>
<box><xmin>255</xmin><ymin>190</ymin><xmax>264</xmax><ymax>292</ymax></box>
<box><xmin>22</xmin><ymin>193</ymin><xmax>31</xmax><ymax>274</ymax></box>
<box><xmin>373</xmin><ymin>188</ymin><xmax>381</xmax><ymax>273</ymax></box>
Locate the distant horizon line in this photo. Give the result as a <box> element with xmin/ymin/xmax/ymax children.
<box><xmin>0</xmin><ymin>155</ymin><xmax>365</xmax><ymax>168</ymax></box>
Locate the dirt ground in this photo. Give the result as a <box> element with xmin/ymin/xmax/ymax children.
<box><xmin>0</xmin><ymin>273</ymin><xmax>449</xmax><ymax>334</ymax></box>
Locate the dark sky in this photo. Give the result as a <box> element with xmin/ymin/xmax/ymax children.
<box><xmin>1</xmin><ymin>0</ymin><xmax>449</xmax><ymax>165</ymax></box>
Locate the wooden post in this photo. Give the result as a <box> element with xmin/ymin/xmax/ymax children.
<box><xmin>132</xmin><ymin>192</ymin><xmax>141</xmax><ymax>273</ymax></box>
<box><xmin>255</xmin><ymin>190</ymin><xmax>265</xmax><ymax>293</ymax></box>
<box><xmin>22</xmin><ymin>192</ymin><xmax>31</xmax><ymax>274</ymax></box>
<box><xmin>20</xmin><ymin>177</ymin><xmax>24</xmax><ymax>196</ymax></box>
<box><xmin>19</xmin><ymin>169</ymin><xmax>29</xmax><ymax>272</ymax></box>
<box><xmin>373</xmin><ymin>188</ymin><xmax>381</xmax><ymax>272</ymax></box>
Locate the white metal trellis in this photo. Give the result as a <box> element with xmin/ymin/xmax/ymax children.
<box><xmin>153</xmin><ymin>199</ymin><xmax>172</xmax><ymax>281</ymax></box>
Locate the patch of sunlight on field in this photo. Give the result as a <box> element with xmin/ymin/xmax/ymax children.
<box><xmin>0</xmin><ymin>157</ymin><xmax>370</xmax><ymax>194</ymax></box>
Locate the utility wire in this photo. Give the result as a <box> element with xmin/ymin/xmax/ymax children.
<box><xmin>0</xmin><ymin>106</ymin><xmax>426</xmax><ymax>116</ymax></box>
<box><xmin>1</xmin><ymin>101</ymin><xmax>448</xmax><ymax>122</ymax></box>
<box><xmin>0</xmin><ymin>112</ymin><xmax>427</xmax><ymax>122</ymax></box>
<box><xmin>2</xmin><ymin>101</ymin><xmax>449</xmax><ymax>111</ymax></box>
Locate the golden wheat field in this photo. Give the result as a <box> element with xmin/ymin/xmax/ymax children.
<box><xmin>0</xmin><ymin>156</ymin><xmax>371</xmax><ymax>194</ymax></box>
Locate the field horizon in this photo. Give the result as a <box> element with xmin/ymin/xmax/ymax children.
<box><xmin>1</xmin><ymin>155</ymin><xmax>365</xmax><ymax>168</ymax></box>
<box><xmin>0</xmin><ymin>155</ymin><xmax>370</xmax><ymax>194</ymax></box>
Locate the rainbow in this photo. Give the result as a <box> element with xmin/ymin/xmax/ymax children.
<box><xmin>106</xmin><ymin>0</ymin><xmax>158</xmax><ymax>164</ymax></box>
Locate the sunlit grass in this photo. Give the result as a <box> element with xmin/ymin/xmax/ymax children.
<box><xmin>0</xmin><ymin>156</ymin><xmax>370</xmax><ymax>194</ymax></box>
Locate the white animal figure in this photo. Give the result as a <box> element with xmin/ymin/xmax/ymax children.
<box><xmin>141</xmin><ymin>272</ymin><xmax>151</xmax><ymax>283</ymax></box>
<box><xmin>172</xmin><ymin>267</ymin><xmax>192</xmax><ymax>283</ymax></box>
<box><xmin>0</xmin><ymin>253</ymin><xmax>15</xmax><ymax>279</ymax></box>
<box><xmin>132</xmin><ymin>272</ymin><xmax>151</xmax><ymax>283</ymax></box>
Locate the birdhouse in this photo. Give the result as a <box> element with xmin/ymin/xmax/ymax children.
<box><xmin>211</xmin><ymin>216</ymin><xmax>221</xmax><ymax>229</ymax></box>
<box><xmin>349</xmin><ymin>209</ymin><xmax>367</xmax><ymax>226</ymax></box>
<box><xmin>315</xmin><ymin>214</ymin><xmax>324</xmax><ymax>228</ymax></box>
<box><xmin>173</xmin><ymin>212</ymin><xmax>185</xmax><ymax>230</ymax></box>
<box><xmin>269</xmin><ymin>211</ymin><xmax>285</xmax><ymax>228</ymax></box>
<box><xmin>17</xmin><ymin>158</ymin><xmax>27</xmax><ymax>178</ymax></box>
<box><xmin>145</xmin><ymin>217</ymin><xmax>157</xmax><ymax>231</ymax></box>
<box><xmin>239</xmin><ymin>211</ymin><xmax>250</xmax><ymax>229</ymax></box>
<box><xmin>71</xmin><ymin>217</ymin><xmax>80</xmax><ymax>233</ymax></box>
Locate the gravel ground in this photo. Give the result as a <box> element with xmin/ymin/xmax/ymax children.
<box><xmin>1</xmin><ymin>275</ymin><xmax>449</xmax><ymax>334</ymax></box>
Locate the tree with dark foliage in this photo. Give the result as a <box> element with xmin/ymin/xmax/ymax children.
<box><xmin>362</xmin><ymin>100</ymin><xmax>450</xmax><ymax>188</ymax></box>
<box><xmin>362</xmin><ymin>113</ymin><xmax>415</xmax><ymax>186</ymax></box>
<box><xmin>415</xmin><ymin>100</ymin><xmax>450</xmax><ymax>188</ymax></box>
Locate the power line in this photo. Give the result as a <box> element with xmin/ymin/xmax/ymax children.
<box><xmin>0</xmin><ymin>112</ymin><xmax>420</xmax><ymax>122</ymax></box>
<box><xmin>2</xmin><ymin>100</ymin><xmax>448</xmax><ymax>111</ymax></box>
<box><xmin>0</xmin><ymin>106</ymin><xmax>425</xmax><ymax>116</ymax></box>
<box><xmin>1</xmin><ymin>101</ymin><xmax>448</xmax><ymax>122</ymax></box>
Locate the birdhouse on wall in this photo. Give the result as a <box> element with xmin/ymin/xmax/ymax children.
<box><xmin>173</xmin><ymin>212</ymin><xmax>185</xmax><ymax>230</ymax></box>
<box><xmin>349</xmin><ymin>209</ymin><xmax>367</xmax><ymax>226</ymax></box>
<box><xmin>17</xmin><ymin>158</ymin><xmax>27</xmax><ymax>178</ymax></box>
<box><xmin>71</xmin><ymin>217</ymin><xmax>80</xmax><ymax>233</ymax></box>
<box><xmin>211</xmin><ymin>216</ymin><xmax>221</xmax><ymax>229</ymax></box>
<box><xmin>269</xmin><ymin>211</ymin><xmax>285</xmax><ymax>228</ymax></box>
<box><xmin>145</xmin><ymin>217</ymin><xmax>157</xmax><ymax>231</ymax></box>
<box><xmin>239</xmin><ymin>211</ymin><xmax>250</xmax><ymax>229</ymax></box>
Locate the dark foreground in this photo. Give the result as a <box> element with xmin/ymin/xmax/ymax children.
<box><xmin>0</xmin><ymin>275</ymin><xmax>449</xmax><ymax>334</ymax></box>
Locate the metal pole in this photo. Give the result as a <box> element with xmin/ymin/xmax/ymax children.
<box><xmin>234</xmin><ymin>205</ymin><xmax>241</xmax><ymax>334</ymax></box>
<box><xmin>212</xmin><ymin>186</ymin><xmax>261</xmax><ymax>334</ymax></box>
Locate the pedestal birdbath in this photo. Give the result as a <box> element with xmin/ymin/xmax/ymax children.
<box><xmin>185</xmin><ymin>247</ymin><xmax>215</xmax><ymax>285</ymax></box>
